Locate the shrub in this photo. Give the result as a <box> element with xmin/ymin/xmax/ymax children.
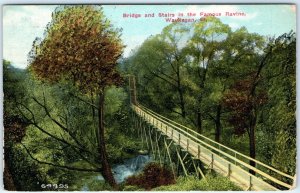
<box><xmin>125</xmin><ymin>162</ymin><xmax>175</xmax><ymax>190</ymax></box>
<box><xmin>153</xmin><ymin>174</ymin><xmax>242</xmax><ymax>191</ymax></box>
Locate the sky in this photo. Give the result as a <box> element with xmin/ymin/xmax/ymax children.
<box><xmin>2</xmin><ymin>4</ymin><xmax>296</xmax><ymax>69</ymax></box>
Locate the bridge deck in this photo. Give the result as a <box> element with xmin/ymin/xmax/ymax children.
<box><xmin>133</xmin><ymin>105</ymin><xmax>294</xmax><ymax>191</ymax></box>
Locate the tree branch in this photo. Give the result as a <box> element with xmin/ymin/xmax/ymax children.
<box><xmin>206</xmin><ymin>113</ymin><xmax>217</xmax><ymax>122</ymax></box>
<box><xmin>32</xmin><ymin>96</ymin><xmax>93</xmax><ymax>156</ymax></box>
<box><xmin>21</xmin><ymin>143</ymin><xmax>101</xmax><ymax>173</ymax></box>
<box><xmin>68</xmin><ymin>92</ymin><xmax>99</xmax><ymax>110</ymax></box>
<box><xmin>55</xmin><ymin>84</ymin><xmax>99</xmax><ymax>110</ymax></box>
<box><xmin>168</xmin><ymin>108</ymin><xmax>183</xmax><ymax>117</ymax></box>
<box><xmin>148</xmin><ymin>70</ymin><xmax>177</xmax><ymax>88</ymax></box>
<box><xmin>17</xmin><ymin>101</ymin><xmax>97</xmax><ymax>160</ymax></box>
<box><xmin>250</xmin><ymin>45</ymin><xmax>273</xmax><ymax>95</ymax></box>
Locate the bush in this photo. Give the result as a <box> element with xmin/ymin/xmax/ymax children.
<box><xmin>125</xmin><ymin>162</ymin><xmax>175</xmax><ymax>190</ymax></box>
<box><xmin>122</xmin><ymin>185</ymin><xmax>143</xmax><ymax>191</ymax></box>
<box><xmin>153</xmin><ymin>176</ymin><xmax>207</xmax><ymax>191</ymax></box>
<box><xmin>153</xmin><ymin>174</ymin><xmax>242</xmax><ymax>191</ymax></box>
<box><xmin>205</xmin><ymin>174</ymin><xmax>242</xmax><ymax>191</ymax></box>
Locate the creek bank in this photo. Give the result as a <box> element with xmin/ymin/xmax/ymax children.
<box><xmin>81</xmin><ymin>153</ymin><xmax>152</xmax><ymax>191</ymax></box>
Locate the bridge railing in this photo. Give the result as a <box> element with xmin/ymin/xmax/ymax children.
<box><xmin>133</xmin><ymin>104</ymin><xmax>294</xmax><ymax>190</ymax></box>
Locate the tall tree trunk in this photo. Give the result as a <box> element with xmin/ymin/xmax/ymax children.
<box><xmin>249</xmin><ymin>127</ymin><xmax>256</xmax><ymax>175</ymax></box>
<box><xmin>90</xmin><ymin>92</ymin><xmax>99</xmax><ymax>145</ymax></box>
<box><xmin>248</xmin><ymin>111</ymin><xmax>257</xmax><ymax>175</ymax></box>
<box><xmin>197</xmin><ymin>111</ymin><xmax>202</xmax><ymax>134</ymax></box>
<box><xmin>98</xmin><ymin>91</ymin><xmax>117</xmax><ymax>188</ymax></box>
<box><xmin>179</xmin><ymin>89</ymin><xmax>186</xmax><ymax>118</ymax></box>
<box><xmin>4</xmin><ymin>160</ymin><xmax>16</xmax><ymax>190</ymax></box>
<box><xmin>176</xmin><ymin>68</ymin><xmax>186</xmax><ymax>118</ymax></box>
<box><xmin>215</xmin><ymin>104</ymin><xmax>222</xmax><ymax>142</ymax></box>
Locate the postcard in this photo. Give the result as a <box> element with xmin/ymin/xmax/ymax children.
<box><xmin>2</xmin><ymin>4</ymin><xmax>296</xmax><ymax>191</ymax></box>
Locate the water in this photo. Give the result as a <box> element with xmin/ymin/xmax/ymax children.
<box><xmin>113</xmin><ymin>154</ymin><xmax>152</xmax><ymax>183</ymax></box>
<box><xmin>81</xmin><ymin>154</ymin><xmax>152</xmax><ymax>190</ymax></box>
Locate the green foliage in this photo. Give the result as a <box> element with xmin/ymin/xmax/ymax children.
<box><xmin>68</xmin><ymin>172</ymin><xmax>112</xmax><ymax>191</ymax></box>
<box><xmin>153</xmin><ymin>174</ymin><xmax>242</xmax><ymax>191</ymax></box>
<box><xmin>105</xmin><ymin>86</ymin><xmax>128</xmax><ymax>115</ymax></box>
<box><xmin>5</xmin><ymin>145</ymin><xmax>47</xmax><ymax>191</ymax></box>
<box><xmin>82</xmin><ymin>181</ymin><xmax>112</xmax><ymax>191</ymax></box>
<box><xmin>265</xmin><ymin>32</ymin><xmax>296</xmax><ymax>178</ymax></box>
<box><xmin>18</xmin><ymin>79</ymin><xmax>139</xmax><ymax>186</ymax></box>
<box><xmin>122</xmin><ymin>185</ymin><xmax>143</xmax><ymax>191</ymax></box>
<box><xmin>125</xmin><ymin>17</ymin><xmax>296</xmax><ymax>182</ymax></box>
<box><xmin>3</xmin><ymin>60</ymin><xmax>28</xmax><ymax>116</ymax></box>
<box><xmin>4</xmin><ymin>6</ymin><xmax>296</xmax><ymax>190</ymax></box>
<box><xmin>3</xmin><ymin>59</ymin><xmax>47</xmax><ymax>191</ymax></box>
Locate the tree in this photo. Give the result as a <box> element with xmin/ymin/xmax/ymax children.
<box><xmin>3</xmin><ymin>60</ymin><xmax>47</xmax><ymax>191</ymax></box>
<box><xmin>128</xmin><ymin>23</ymin><xmax>189</xmax><ymax>120</ymax></box>
<box><xmin>185</xmin><ymin>16</ymin><xmax>230</xmax><ymax>135</ymax></box>
<box><xmin>264</xmin><ymin>32</ymin><xmax>296</xmax><ymax>180</ymax></box>
<box><xmin>222</xmin><ymin>33</ymin><xmax>273</xmax><ymax>173</ymax></box>
<box><xmin>205</xmin><ymin>27</ymin><xmax>265</xmax><ymax>142</ymax></box>
<box><xmin>28</xmin><ymin>5</ymin><xmax>123</xmax><ymax>188</ymax></box>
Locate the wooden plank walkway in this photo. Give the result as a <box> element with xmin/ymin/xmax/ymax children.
<box><xmin>133</xmin><ymin>104</ymin><xmax>294</xmax><ymax>191</ymax></box>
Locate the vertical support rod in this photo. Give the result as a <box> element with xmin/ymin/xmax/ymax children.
<box><xmin>155</xmin><ymin>131</ymin><xmax>162</xmax><ymax>165</ymax></box>
<box><xmin>176</xmin><ymin>147</ymin><xmax>188</xmax><ymax>176</ymax></box>
<box><xmin>187</xmin><ymin>139</ymin><xmax>189</xmax><ymax>151</ymax></box>
<box><xmin>164</xmin><ymin>139</ymin><xmax>176</xmax><ymax>178</ymax></box>
<box><xmin>249</xmin><ymin>176</ymin><xmax>252</xmax><ymax>191</ymax></box>
<box><xmin>228</xmin><ymin>163</ymin><xmax>231</xmax><ymax>178</ymax></box>
<box><xmin>235</xmin><ymin>152</ymin><xmax>237</xmax><ymax>165</ymax></box>
<box><xmin>211</xmin><ymin>154</ymin><xmax>214</xmax><ymax>169</ymax></box>
<box><xmin>148</xmin><ymin>127</ymin><xmax>155</xmax><ymax>160</ymax></box>
<box><xmin>143</xmin><ymin>123</ymin><xmax>150</xmax><ymax>150</ymax></box>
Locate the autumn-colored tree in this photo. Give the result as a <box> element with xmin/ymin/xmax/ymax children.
<box><xmin>29</xmin><ymin>5</ymin><xmax>123</xmax><ymax>187</ymax></box>
<box><xmin>222</xmin><ymin>42</ymin><xmax>273</xmax><ymax>174</ymax></box>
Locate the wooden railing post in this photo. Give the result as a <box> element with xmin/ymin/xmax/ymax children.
<box><xmin>187</xmin><ymin>138</ymin><xmax>189</xmax><ymax>151</ymax></box>
<box><xmin>228</xmin><ymin>163</ymin><xmax>231</xmax><ymax>178</ymax></box>
<box><xmin>248</xmin><ymin>176</ymin><xmax>253</xmax><ymax>191</ymax></box>
<box><xmin>198</xmin><ymin>145</ymin><xmax>201</xmax><ymax>159</ymax></box>
<box><xmin>235</xmin><ymin>152</ymin><xmax>237</xmax><ymax>165</ymax></box>
<box><xmin>211</xmin><ymin>154</ymin><xmax>214</xmax><ymax>169</ymax></box>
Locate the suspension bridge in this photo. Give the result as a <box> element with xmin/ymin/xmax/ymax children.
<box><xmin>128</xmin><ymin>76</ymin><xmax>295</xmax><ymax>191</ymax></box>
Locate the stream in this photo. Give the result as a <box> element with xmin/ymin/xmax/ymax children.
<box><xmin>81</xmin><ymin>155</ymin><xmax>152</xmax><ymax>191</ymax></box>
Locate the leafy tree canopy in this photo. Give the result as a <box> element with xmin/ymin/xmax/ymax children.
<box><xmin>29</xmin><ymin>5</ymin><xmax>124</xmax><ymax>93</ymax></box>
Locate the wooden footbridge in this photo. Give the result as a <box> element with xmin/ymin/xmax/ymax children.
<box><xmin>128</xmin><ymin>76</ymin><xmax>295</xmax><ymax>191</ymax></box>
<box><xmin>132</xmin><ymin>104</ymin><xmax>294</xmax><ymax>190</ymax></box>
